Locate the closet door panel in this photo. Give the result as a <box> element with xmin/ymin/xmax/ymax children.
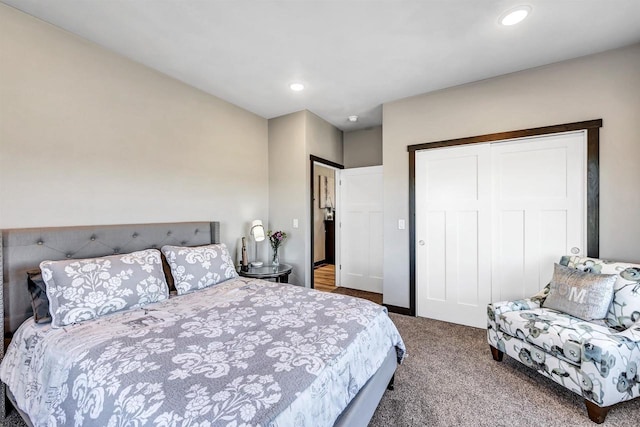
<box><xmin>416</xmin><ymin>145</ymin><xmax>491</xmax><ymax>328</ymax></box>
<box><xmin>495</xmin><ymin>210</ymin><xmax>526</xmax><ymax>301</ymax></box>
<box><xmin>424</xmin><ymin>210</ymin><xmax>446</xmax><ymax>301</ymax></box>
<box><xmin>492</xmin><ymin>132</ymin><xmax>585</xmax><ymax>303</ymax></box>
<box><xmin>454</xmin><ymin>211</ymin><xmax>480</xmax><ymax>306</ymax></box>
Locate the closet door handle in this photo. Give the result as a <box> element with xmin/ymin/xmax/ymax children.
<box><xmin>418</xmin><ymin>240</ymin><xmax>425</xmax><ymax>246</ymax></box>
<box><xmin>570</xmin><ymin>247</ymin><xmax>580</xmax><ymax>254</ymax></box>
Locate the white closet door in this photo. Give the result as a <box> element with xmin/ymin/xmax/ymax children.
<box><xmin>491</xmin><ymin>132</ymin><xmax>585</xmax><ymax>302</ymax></box>
<box><xmin>340</xmin><ymin>166</ymin><xmax>384</xmax><ymax>293</ymax></box>
<box><xmin>415</xmin><ymin>145</ymin><xmax>492</xmax><ymax>328</ymax></box>
<box><xmin>415</xmin><ymin>131</ymin><xmax>586</xmax><ymax>328</ymax></box>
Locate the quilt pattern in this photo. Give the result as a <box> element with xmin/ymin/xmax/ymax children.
<box><xmin>1</xmin><ymin>278</ymin><xmax>405</xmax><ymax>427</ymax></box>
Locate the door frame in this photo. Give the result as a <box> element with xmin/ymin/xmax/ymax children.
<box><xmin>309</xmin><ymin>155</ymin><xmax>344</xmax><ymax>289</ymax></box>
<box><xmin>407</xmin><ymin>119</ymin><xmax>602</xmax><ymax>316</ymax></box>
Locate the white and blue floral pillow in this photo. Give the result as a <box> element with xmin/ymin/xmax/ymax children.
<box><xmin>40</xmin><ymin>249</ymin><xmax>169</xmax><ymax>328</ymax></box>
<box><xmin>161</xmin><ymin>244</ymin><xmax>237</xmax><ymax>295</ymax></box>
<box><xmin>560</xmin><ymin>256</ymin><xmax>640</xmax><ymax>329</ymax></box>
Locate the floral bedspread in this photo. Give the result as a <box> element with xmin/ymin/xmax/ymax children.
<box><xmin>1</xmin><ymin>277</ymin><xmax>405</xmax><ymax>427</ymax></box>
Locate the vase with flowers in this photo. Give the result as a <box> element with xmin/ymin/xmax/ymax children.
<box><xmin>267</xmin><ymin>230</ymin><xmax>287</xmax><ymax>266</ymax></box>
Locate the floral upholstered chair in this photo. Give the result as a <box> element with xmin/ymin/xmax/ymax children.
<box><xmin>487</xmin><ymin>256</ymin><xmax>640</xmax><ymax>423</ymax></box>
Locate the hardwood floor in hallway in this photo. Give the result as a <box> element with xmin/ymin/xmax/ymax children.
<box><xmin>314</xmin><ymin>263</ymin><xmax>336</xmax><ymax>292</ymax></box>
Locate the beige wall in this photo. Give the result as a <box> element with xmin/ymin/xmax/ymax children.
<box><xmin>305</xmin><ymin>111</ymin><xmax>344</xmax><ymax>165</ymax></box>
<box><xmin>0</xmin><ymin>5</ymin><xmax>269</xmax><ymax>258</ymax></box>
<box><xmin>268</xmin><ymin>110</ymin><xmax>342</xmax><ymax>287</ymax></box>
<box><xmin>382</xmin><ymin>43</ymin><xmax>640</xmax><ymax>308</ymax></box>
<box><xmin>268</xmin><ymin>112</ymin><xmax>306</xmax><ymax>284</ymax></box>
<box><xmin>344</xmin><ymin>126</ymin><xmax>383</xmax><ymax>168</ymax></box>
<box><xmin>305</xmin><ymin>112</ymin><xmax>342</xmax><ymax>284</ymax></box>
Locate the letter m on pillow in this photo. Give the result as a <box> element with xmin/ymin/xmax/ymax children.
<box><xmin>568</xmin><ymin>286</ymin><xmax>586</xmax><ymax>304</ymax></box>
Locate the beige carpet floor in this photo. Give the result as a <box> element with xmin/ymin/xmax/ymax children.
<box><xmin>370</xmin><ymin>314</ymin><xmax>639</xmax><ymax>426</ymax></box>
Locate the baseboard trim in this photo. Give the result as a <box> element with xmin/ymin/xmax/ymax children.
<box><xmin>384</xmin><ymin>304</ymin><xmax>412</xmax><ymax>316</ymax></box>
<box><xmin>314</xmin><ymin>260</ymin><xmax>326</xmax><ymax>268</ymax></box>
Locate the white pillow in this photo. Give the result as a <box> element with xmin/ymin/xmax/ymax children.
<box><xmin>40</xmin><ymin>249</ymin><xmax>169</xmax><ymax>328</ymax></box>
<box><xmin>161</xmin><ymin>243</ymin><xmax>237</xmax><ymax>295</ymax></box>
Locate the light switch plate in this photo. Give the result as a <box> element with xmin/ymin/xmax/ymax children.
<box><xmin>398</xmin><ymin>219</ymin><xmax>405</xmax><ymax>230</ymax></box>
<box><xmin>293</xmin><ymin>218</ymin><xmax>299</xmax><ymax>228</ymax></box>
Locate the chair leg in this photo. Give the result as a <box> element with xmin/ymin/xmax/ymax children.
<box><xmin>489</xmin><ymin>345</ymin><xmax>504</xmax><ymax>361</ymax></box>
<box><xmin>584</xmin><ymin>399</ymin><xmax>611</xmax><ymax>424</ymax></box>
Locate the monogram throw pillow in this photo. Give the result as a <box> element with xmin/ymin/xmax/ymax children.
<box><xmin>161</xmin><ymin>243</ymin><xmax>237</xmax><ymax>295</ymax></box>
<box><xmin>40</xmin><ymin>249</ymin><xmax>169</xmax><ymax>328</ymax></box>
<box><xmin>543</xmin><ymin>263</ymin><xmax>616</xmax><ymax>321</ymax></box>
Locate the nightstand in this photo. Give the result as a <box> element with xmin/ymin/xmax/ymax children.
<box><xmin>238</xmin><ymin>263</ymin><xmax>292</xmax><ymax>283</ymax></box>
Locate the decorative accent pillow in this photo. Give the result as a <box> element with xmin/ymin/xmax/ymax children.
<box><xmin>542</xmin><ymin>263</ymin><xmax>616</xmax><ymax>321</ymax></box>
<box><xmin>26</xmin><ymin>269</ymin><xmax>52</xmax><ymax>324</ymax></box>
<box><xmin>40</xmin><ymin>249</ymin><xmax>169</xmax><ymax>328</ymax></box>
<box><xmin>560</xmin><ymin>256</ymin><xmax>640</xmax><ymax>329</ymax></box>
<box><xmin>161</xmin><ymin>243</ymin><xmax>237</xmax><ymax>295</ymax></box>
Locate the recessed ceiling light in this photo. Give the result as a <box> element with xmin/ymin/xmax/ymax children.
<box><xmin>289</xmin><ymin>83</ymin><xmax>305</xmax><ymax>91</ymax></box>
<box><xmin>348</xmin><ymin>115</ymin><xmax>358</xmax><ymax>123</ymax></box>
<box><xmin>500</xmin><ymin>5</ymin><xmax>531</xmax><ymax>26</ymax></box>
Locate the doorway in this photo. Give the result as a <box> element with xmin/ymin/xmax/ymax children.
<box><xmin>309</xmin><ymin>156</ymin><xmax>343</xmax><ymax>292</ymax></box>
<box><xmin>314</xmin><ymin>164</ymin><xmax>337</xmax><ymax>291</ymax></box>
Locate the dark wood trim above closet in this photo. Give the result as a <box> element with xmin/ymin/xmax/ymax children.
<box><xmin>408</xmin><ymin>119</ymin><xmax>602</xmax><ymax>317</ymax></box>
<box><xmin>407</xmin><ymin>119</ymin><xmax>602</xmax><ymax>152</ymax></box>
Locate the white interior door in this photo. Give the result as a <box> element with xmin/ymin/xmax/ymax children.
<box><xmin>491</xmin><ymin>132</ymin><xmax>586</xmax><ymax>301</ymax></box>
<box><xmin>415</xmin><ymin>145</ymin><xmax>492</xmax><ymax>328</ymax></box>
<box><xmin>340</xmin><ymin>166</ymin><xmax>383</xmax><ymax>293</ymax></box>
<box><xmin>415</xmin><ymin>131</ymin><xmax>586</xmax><ymax>328</ymax></box>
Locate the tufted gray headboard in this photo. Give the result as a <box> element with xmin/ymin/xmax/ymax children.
<box><xmin>1</xmin><ymin>221</ymin><xmax>220</xmax><ymax>341</ymax></box>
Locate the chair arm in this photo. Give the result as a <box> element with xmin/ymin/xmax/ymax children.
<box><xmin>582</xmin><ymin>326</ymin><xmax>640</xmax><ymax>362</ymax></box>
<box><xmin>571</xmin><ymin>319</ymin><xmax>640</xmax><ymax>407</ymax></box>
<box><xmin>489</xmin><ymin>298</ymin><xmax>541</xmax><ymax>317</ymax></box>
<box><xmin>580</xmin><ymin>319</ymin><xmax>640</xmax><ymax>393</ymax></box>
<box><xmin>488</xmin><ymin>284</ymin><xmax>549</xmax><ymax>317</ymax></box>
<box><xmin>615</xmin><ymin>319</ymin><xmax>640</xmax><ymax>342</ymax></box>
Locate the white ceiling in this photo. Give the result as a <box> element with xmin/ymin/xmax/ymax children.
<box><xmin>3</xmin><ymin>0</ymin><xmax>640</xmax><ymax>131</ymax></box>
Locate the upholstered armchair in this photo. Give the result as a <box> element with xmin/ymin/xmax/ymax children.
<box><xmin>487</xmin><ymin>256</ymin><xmax>640</xmax><ymax>423</ymax></box>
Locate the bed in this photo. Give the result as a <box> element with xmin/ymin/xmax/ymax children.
<box><xmin>0</xmin><ymin>221</ymin><xmax>405</xmax><ymax>426</ymax></box>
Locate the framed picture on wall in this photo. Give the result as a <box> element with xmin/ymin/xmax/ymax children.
<box><xmin>319</xmin><ymin>175</ymin><xmax>335</xmax><ymax>208</ymax></box>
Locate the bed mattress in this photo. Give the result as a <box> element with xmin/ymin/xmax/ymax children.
<box><xmin>1</xmin><ymin>277</ymin><xmax>405</xmax><ymax>426</ymax></box>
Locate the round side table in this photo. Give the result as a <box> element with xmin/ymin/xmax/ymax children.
<box><xmin>238</xmin><ymin>263</ymin><xmax>292</xmax><ymax>283</ymax></box>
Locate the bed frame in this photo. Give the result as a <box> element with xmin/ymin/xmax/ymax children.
<box><xmin>1</xmin><ymin>221</ymin><xmax>396</xmax><ymax>426</ymax></box>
